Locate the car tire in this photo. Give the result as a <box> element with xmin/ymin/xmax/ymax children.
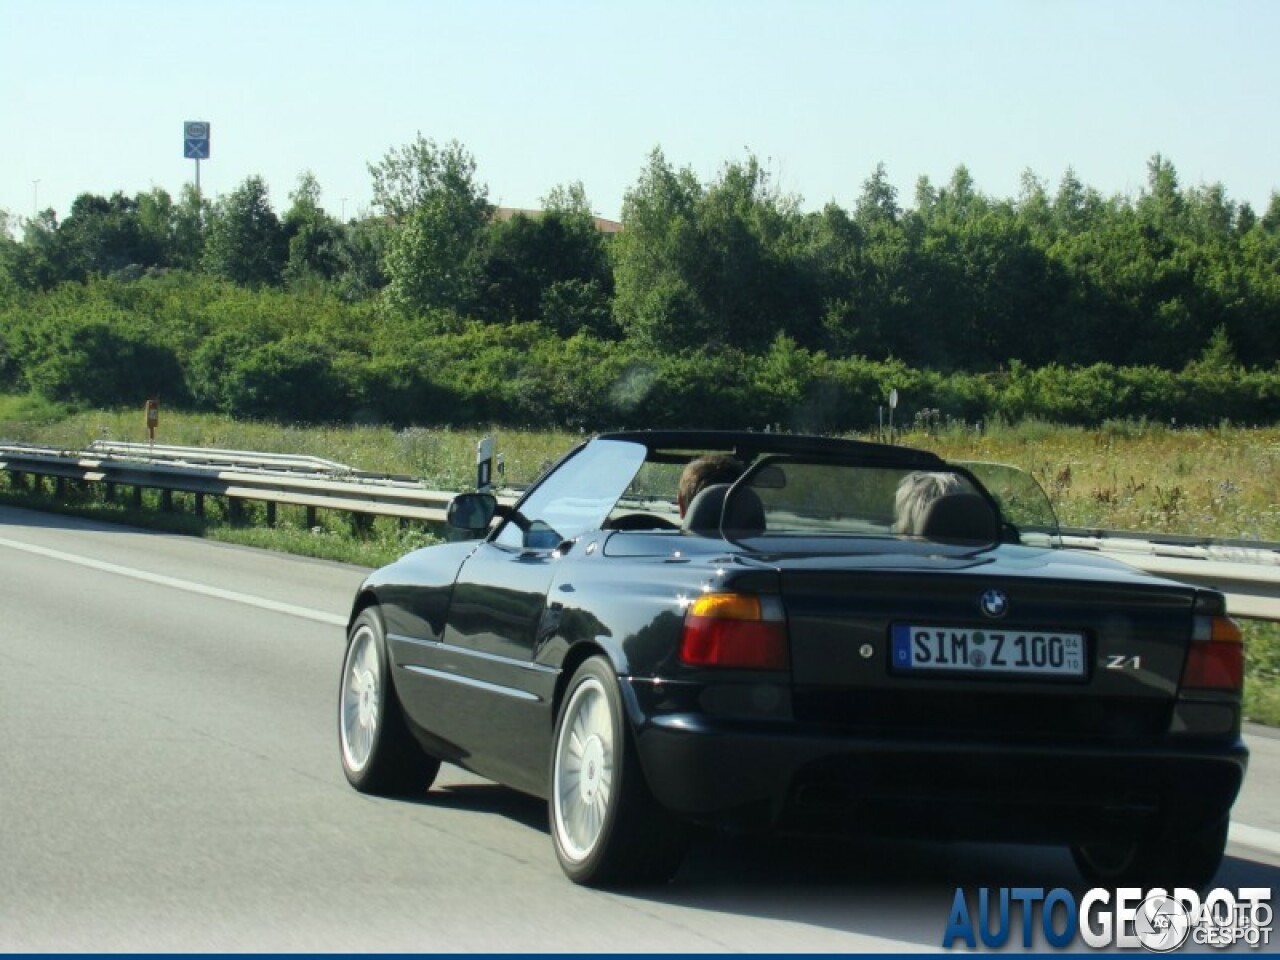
<box><xmin>339</xmin><ymin>606</ymin><xmax>441</xmax><ymax>797</ymax></box>
<box><xmin>1071</xmin><ymin>815</ymin><xmax>1229</xmax><ymax>891</ymax></box>
<box><xmin>550</xmin><ymin>656</ymin><xmax>689</xmax><ymax>886</ymax></box>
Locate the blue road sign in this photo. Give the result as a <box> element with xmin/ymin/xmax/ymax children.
<box><xmin>183</xmin><ymin>121</ymin><xmax>210</xmax><ymax>159</ymax></box>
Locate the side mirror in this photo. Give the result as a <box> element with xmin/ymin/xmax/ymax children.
<box><xmin>447</xmin><ymin>493</ymin><xmax>498</xmax><ymax>532</ymax></box>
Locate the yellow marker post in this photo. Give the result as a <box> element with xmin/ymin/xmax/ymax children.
<box><xmin>144</xmin><ymin>399</ymin><xmax>160</xmax><ymax>444</ymax></box>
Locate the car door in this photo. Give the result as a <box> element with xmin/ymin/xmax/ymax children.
<box><xmin>437</xmin><ymin>439</ymin><xmax>647</xmax><ymax>793</ymax></box>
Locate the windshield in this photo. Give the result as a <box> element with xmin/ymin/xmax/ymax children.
<box><xmin>495</xmin><ymin>439</ymin><xmax>647</xmax><ymax>550</ymax></box>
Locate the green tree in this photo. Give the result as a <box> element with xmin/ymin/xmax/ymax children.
<box><xmin>283</xmin><ymin>171</ymin><xmax>342</xmax><ymax>285</ymax></box>
<box><xmin>1261</xmin><ymin>193</ymin><xmax>1280</xmax><ymax>235</ymax></box>
<box><xmin>826</xmin><ymin>164</ymin><xmax>923</xmax><ymax>360</ymax></box>
<box><xmin>369</xmin><ymin>134</ymin><xmax>489</xmax><ymax>224</ymax></box>
<box><xmin>57</xmin><ymin>192</ymin><xmax>150</xmax><ymax>277</ymax></box>
<box><xmin>612</xmin><ymin>149</ymin><xmax>811</xmax><ymax>352</ymax></box>
<box><xmin>1051</xmin><ymin>167</ymin><xmax>1104</xmax><ymax>234</ymax></box>
<box><xmin>202</xmin><ymin>175</ymin><xmax>286</xmax><ymax>286</ymax></box>
<box><xmin>611</xmin><ymin>149</ymin><xmax>705</xmax><ymax>349</ymax></box>
<box><xmin>934</xmin><ymin>165</ymin><xmax>984</xmax><ymax>222</ymax></box>
<box><xmin>1139</xmin><ymin>153</ymin><xmax>1185</xmax><ymax>230</ymax></box>
<box><xmin>471</xmin><ymin>201</ymin><xmax>613</xmax><ymax>336</ymax></box>
<box><xmin>693</xmin><ymin>155</ymin><xmax>812</xmax><ymax>350</ymax></box>
<box><xmin>854</xmin><ymin>162</ymin><xmax>900</xmax><ymax>224</ymax></box>
<box><xmin>170</xmin><ymin>183</ymin><xmax>209</xmax><ymax>269</ymax></box>
<box><xmin>8</xmin><ymin>211</ymin><xmax>72</xmax><ymax>291</ymax></box>
<box><xmin>372</xmin><ymin>135</ymin><xmax>490</xmax><ymax>316</ymax></box>
<box><xmin>542</xmin><ymin>180</ymin><xmax>594</xmax><ymax>220</ymax></box>
<box><xmin>332</xmin><ymin>217</ymin><xmax>390</xmax><ymax>302</ymax></box>
<box><xmin>0</xmin><ymin>211</ymin><xmax>22</xmax><ymax>305</ymax></box>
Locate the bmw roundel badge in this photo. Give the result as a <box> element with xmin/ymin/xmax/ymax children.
<box><xmin>979</xmin><ymin>589</ymin><xmax>1009</xmax><ymax>618</ymax></box>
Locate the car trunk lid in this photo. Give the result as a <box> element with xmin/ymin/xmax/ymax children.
<box><xmin>774</xmin><ymin>549</ymin><xmax>1199</xmax><ymax>740</ymax></box>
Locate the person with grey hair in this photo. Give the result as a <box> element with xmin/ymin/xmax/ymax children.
<box><xmin>893</xmin><ymin>470</ymin><xmax>964</xmax><ymax>535</ymax></box>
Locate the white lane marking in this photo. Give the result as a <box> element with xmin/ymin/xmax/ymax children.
<box><xmin>0</xmin><ymin>534</ymin><xmax>347</xmax><ymax>626</ymax></box>
<box><xmin>1230</xmin><ymin>821</ymin><xmax>1280</xmax><ymax>857</ymax></box>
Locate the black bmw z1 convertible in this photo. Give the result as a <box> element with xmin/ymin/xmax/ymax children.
<box><xmin>338</xmin><ymin>431</ymin><xmax>1247</xmax><ymax>887</ymax></box>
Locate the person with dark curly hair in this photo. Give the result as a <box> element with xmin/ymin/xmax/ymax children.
<box><xmin>677</xmin><ymin>454</ymin><xmax>745</xmax><ymax>518</ymax></box>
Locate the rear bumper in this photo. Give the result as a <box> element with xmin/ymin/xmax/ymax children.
<box><xmin>624</xmin><ymin>683</ymin><xmax>1248</xmax><ymax>842</ymax></box>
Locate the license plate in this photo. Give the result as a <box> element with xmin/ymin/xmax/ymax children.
<box><xmin>891</xmin><ymin>624</ymin><xmax>1086</xmax><ymax>678</ymax></box>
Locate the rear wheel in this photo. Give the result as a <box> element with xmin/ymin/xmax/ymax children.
<box><xmin>339</xmin><ymin>607</ymin><xmax>441</xmax><ymax>796</ymax></box>
<box><xmin>1071</xmin><ymin>815</ymin><xmax>1229</xmax><ymax>891</ymax></box>
<box><xmin>550</xmin><ymin>657</ymin><xmax>688</xmax><ymax>886</ymax></box>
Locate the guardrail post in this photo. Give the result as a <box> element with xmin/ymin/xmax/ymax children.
<box><xmin>55</xmin><ymin>477</ymin><xmax>66</xmax><ymax>500</ymax></box>
<box><xmin>266</xmin><ymin>502</ymin><xmax>277</xmax><ymax>527</ymax></box>
<box><xmin>229</xmin><ymin>497</ymin><xmax>243</xmax><ymax>524</ymax></box>
<box><xmin>132</xmin><ymin>486</ymin><xmax>143</xmax><ymax>509</ymax></box>
<box><xmin>195</xmin><ymin>493</ymin><xmax>205</xmax><ymax>519</ymax></box>
<box><xmin>161</xmin><ymin>490</ymin><xmax>173</xmax><ymax>513</ymax></box>
<box><xmin>105</xmin><ymin>482</ymin><xmax>116</xmax><ymax>503</ymax></box>
<box><xmin>351</xmin><ymin>512</ymin><xmax>373</xmax><ymax>538</ymax></box>
<box><xmin>306</xmin><ymin>506</ymin><xmax>317</xmax><ymax>529</ymax></box>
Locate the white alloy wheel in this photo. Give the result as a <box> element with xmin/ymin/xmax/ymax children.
<box><xmin>548</xmin><ymin>656</ymin><xmax>689</xmax><ymax>886</ymax></box>
<box><xmin>337</xmin><ymin>607</ymin><xmax>441</xmax><ymax>796</ymax></box>
<box><xmin>340</xmin><ymin>620</ymin><xmax>381</xmax><ymax>774</ymax></box>
<box><xmin>553</xmin><ymin>674</ymin><xmax>615</xmax><ymax>863</ymax></box>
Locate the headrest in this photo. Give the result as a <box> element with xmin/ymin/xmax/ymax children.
<box><xmin>682</xmin><ymin>483</ymin><xmax>766</xmax><ymax>538</ymax></box>
<box><xmin>918</xmin><ymin>492</ymin><xmax>999</xmax><ymax>544</ymax></box>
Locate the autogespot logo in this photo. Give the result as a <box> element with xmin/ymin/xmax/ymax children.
<box><xmin>942</xmin><ymin>886</ymin><xmax>1273</xmax><ymax>951</ymax></box>
<box><xmin>1134</xmin><ymin>894</ymin><xmax>1191</xmax><ymax>952</ymax></box>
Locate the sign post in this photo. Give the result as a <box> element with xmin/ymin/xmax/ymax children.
<box><xmin>476</xmin><ymin>436</ymin><xmax>495</xmax><ymax>492</ymax></box>
<box><xmin>183</xmin><ymin>121</ymin><xmax>211</xmax><ymax>194</ymax></box>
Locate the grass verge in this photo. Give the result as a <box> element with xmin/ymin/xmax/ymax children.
<box><xmin>1244</xmin><ymin>622</ymin><xmax>1280</xmax><ymax>728</ymax></box>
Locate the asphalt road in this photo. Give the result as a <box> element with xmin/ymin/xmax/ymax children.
<box><xmin>1</xmin><ymin>504</ymin><xmax>1277</xmax><ymax>952</ymax></box>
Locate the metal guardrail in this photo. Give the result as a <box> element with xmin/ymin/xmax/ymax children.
<box><xmin>1059</xmin><ymin>530</ymin><xmax>1280</xmax><ymax>622</ymax></box>
<box><xmin>2</xmin><ymin>442</ymin><xmax>1278</xmax><ymax>622</ymax></box>
<box><xmin>0</xmin><ymin>443</ymin><xmax>465</xmax><ymax>524</ymax></box>
<box><xmin>86</xmin><ymin>440</ymin><xmax>357</xmax><ymax>477</ymax></box>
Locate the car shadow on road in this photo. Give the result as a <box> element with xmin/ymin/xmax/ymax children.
<box><xmin>645</xmin><ymin>834</ymin><xmax>1280</xmax><ymax>950</ymax></box>
<box><xmin>412</xmin><ymin>781</ymin><xmax>551</xmax><ymax>834</ymax></box>
<box><xmin>406</xmin><ymin>779</ymin><xmax>1280</xmax><ymax>951</ymax></box>
<box><xmin>652</xmin><ymin>832</ymin><xmax>1080</xmax><ymax>950</ymax></box>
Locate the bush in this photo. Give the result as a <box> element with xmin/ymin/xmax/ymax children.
<box><xmin>25</xmin><ymin>317</ymin><xmax>187</xmax><ymax>408</ymax></box>
<box><xmin>220</xmin><ymin>336</ymin><xmax>349</xmax><ymax>422</ymax></box>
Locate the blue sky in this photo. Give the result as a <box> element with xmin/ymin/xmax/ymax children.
<box><xmin>2</xmin><ymin>0</ymin><xmax>1277</xmax><ymax>225</ymax></box>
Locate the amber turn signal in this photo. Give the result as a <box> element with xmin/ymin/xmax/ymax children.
<box><xmin>680</xmin><ymin>593</ymin><xmax>789</xmax><ymax>670</ymax></box>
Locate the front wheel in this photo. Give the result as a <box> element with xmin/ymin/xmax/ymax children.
<box><xmin>339</xmin><ymin>607</ymin><xmax>441</xmax><ymax>797</ymax></box>
<box><xmin>550</xmin><ymin>657</ymin><xmax>688</xmax><ymax>886</ymax></box>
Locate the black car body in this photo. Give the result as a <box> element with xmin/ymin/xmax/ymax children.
<box><xmin>339</xmin><ymin>431</ymin><xmax>1247</xmax><ymax>887</ymax></box>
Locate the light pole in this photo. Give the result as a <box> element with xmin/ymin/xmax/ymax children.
<box><xmin>32</xmin><ymin>179</ymin><xmax>40</xmax><ymax>218</ymax></box>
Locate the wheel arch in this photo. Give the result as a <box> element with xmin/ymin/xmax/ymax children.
<box><xmin>348</xmin><ymin>588</ymin><xmax>381</xmax><ymax>633</ymax></box>
<box><xmin>550</xmin><ymin>640</ymin><xmax>617</xmax><ymax>729</ymax></box>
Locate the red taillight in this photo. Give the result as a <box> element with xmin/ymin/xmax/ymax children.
<box><xmin>680</xmin><ymin>593</ymin><xmax>789</xmax><ymax>670</ymax></box>
<box><xmin>1181</xmin><ymin>615</ymin><xmax>1244</xmax><ymax>691</ymax></box>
